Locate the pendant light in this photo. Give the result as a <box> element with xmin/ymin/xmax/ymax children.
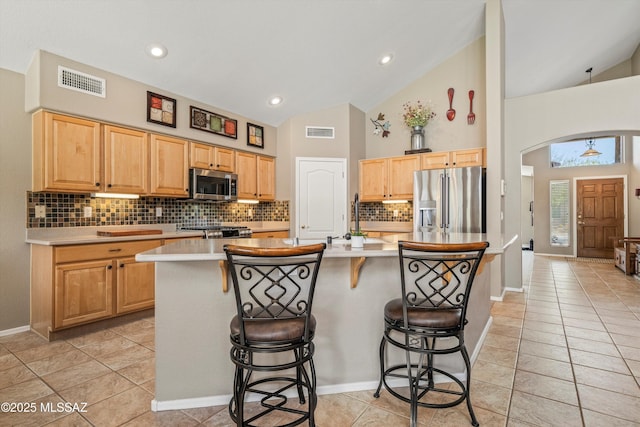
<box><xmin>580</xmin><ymin>67</ymin><xmax>601</xmax><ymax>157</ymax></box>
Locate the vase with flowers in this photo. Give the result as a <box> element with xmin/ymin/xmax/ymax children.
<box><xmin>402</xmin><ymin>100</ymin><xmax>436</xmax><ymax>151</ymax></box>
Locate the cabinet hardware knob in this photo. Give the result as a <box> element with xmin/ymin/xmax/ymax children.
<box><xmin>107</xmin><ymin>265</ymin><xmax>113</xmax><ymax>270</ymax></box>
<box><xmin>95</xmin><ymin>182</ymin><xmax>100</xmax><ymax>186</ymax></box>
<box><xmin>108</xmin><ymin>248</ymin><xmax>122</xmax><ymax>252</ymax></box>
<box><xmin>107</xmin><ymin>184</ymin><xmax>112</xmax><ymax>188</ymax></box>
<box><xmin>210</xmin><ymin>163</ymin><xmax>214</xmax><ymax>167</ymax></box>
<box><xmin>120</xmin><ymin>263</ymin><xmax>125</xmax><ymax>268</ymax></box>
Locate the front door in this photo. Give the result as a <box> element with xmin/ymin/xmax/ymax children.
<box><xmin>296</xmin><ymin>158</ymin><xmax>347</xmax><ymax>239</ymax></box>
<box><xmin>577</xmin><ymin>178</ymin><xmax>624</xmax><ymax>258</ymax></box>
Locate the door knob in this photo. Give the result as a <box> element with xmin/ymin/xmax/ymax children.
<box><xmin>301</xmin><ymin>225</ymin><xmax>306</xmax><ymax>229</ymax></box>
<box><xmin>578</xmin><ymin>221</ymin><xmax>584</xmax><ymax>225</ymax></box>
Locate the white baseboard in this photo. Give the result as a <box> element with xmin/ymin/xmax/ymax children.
<box><xmin>0</xmin><ymin>325</ymin><xmax>30</xmax><ymax>337</ymax></box>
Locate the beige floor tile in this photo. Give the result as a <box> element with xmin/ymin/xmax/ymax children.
<box><xmin>522</xmin><ymin>319</ymin><xmax>565</xmax><ymax>335</ymax></box>
<box><xmin>79</xmin><ymin>336</ymin><xmax>138</xmax><ymax>359</ymax></box>
<box><xmin>482</xmin><ymin>333</ymin><xmax>520</xmax><ymax>352</ymax></box>
<box><xmin>626</xmin><ymin>359</ymin><xmax>640</xmax><ymax>378</ymax></box>
<box><xmin>569</xmin><ymin>349</ymin><xmax>631</xmax><ymax>374</ymax></box>
<box><xmin>26</xmin><ymin>348</ymin><xmax>94</xmax><ymax>376</ymax></box>
<box><xmin>611</xmin><ymin>333</ymin><xmax>640</xmax><ymax>349</ymax></box>
<box><xmin>83</xmin><ymin>386</ymin><xmax>153</xmax><ymax>427</ymax></box>
<box><xmin>605</xmin><ymin>322</ymin><xmax>640</xmax><ymax>337</ymax></box>
<box><xmin>180</xmin><ymin>405</ymin><xmax>227</xmax><ymax>423</ymax></box>
<box><xmin>509</xmin><ymin>390</ymin><xmax>581</xmax><ymax>427</ymax></box>
<box><xmin>43</xmin><ymin>412</ymin><xmax>94</xmax><ymax>426</ymax></box>
<box><xmin>559</xmin><ymin>303</ymin><xmax>596</xmax><ymax>314</ymax></box>
<box><xmin>560</xmin><ymin>309</ymin><xmax>600</xmax><ymax>322</ymax></box>
<box><xmin>521</xmin><ymin>328</ymin><xmax>567</xmax><ymax>347</ymax></box>
<box><xmin>0</xmin><ymin>393</ymin><xmax>67</xmax><ymax>426</ymax></box>
<box><xmin>13</xmin><ymin>340</ymin><xmax>75</xmax><ymax>364</ymax></box>
<box><xmin>139</xmin><ymin>378</ymin><xmax>155</xmax><ymax>395</ymax></box>
<box><xmin>0</xmin><ymin>331</ymin><xmax>49</xmax><ymax>353</ymax></box>
<box><xmin>41</xmin><ymin>359</ymin><xmax>112</xmax><ymax>391</ymax></box>
<box><xmin>617</xmin><ymin>344</ymin><xmax>640</xmax><ymax>361</ymax></box>
<box><xmin>573</xmin><ymin>364</ymin><xmax>640</xmax><ymax>397</ymax></box>
<box><xmin>513</xmin><ymin>370</ymin><xmax>578</xmax><ymax>405</ymax></box>
<box><xmin>523</xmin><ymin>311</ymin><xmax>563</xmax><ymax>324</ymax></box>
<box><xmin>352</xmin><ymin>404</ymin><xmax>416</xmax><ymax>426</ymax></box>
<box><xmin>472</xmin><ymin>360</ymin><xmax>515</xmax><ymax>389</ymax></box>
<box><xmin>96</xmin><ymin>343</ymin><xmax>154</xmax><ymax>370</ymax></box>
<box><xmin>58</xmin><ymin>371</ymin><xmax>136</xmax><ymax>405</ymax></box>
<box><xmin>121</xmin><ymin>409</ymin><xmax>200</xmax><ymax>426</ymax></box>
<box><xmin>561</xmin><ymin>316</ymin><xmax>607</xmax><ymax>331</ymax></box>
<box><xmin>315</xmin><ymin>392</ymin><xmax>369</xmax><ymax>426</ymax></box>
<box><xmin>491</xmin><ymin>315</ymin><xmax>524</xmax><ymax>329</ymax></box>
<box><xmin>518</xmin><ymin>339</ymin><xmax>570</xmax><ymax>362</ymax></box>
<box><xmin>65</xmin><ymin>329</ymin><xmax>120</xmax><ymax>348</ymax></box>
<box><xmin>0</xmin><ymin>363</ymin><xmax>37</xmax><ymax>389</ymax></box>
<box><xmin>582</xmin><ymin>409</ymin><xmax>640</xmax><ymax>427</ymax></box>
<box><xmin>566</xmin><ymin>335</ymin><xmax>620</xmax><ymax>357</ymax></box>
<box><xmin>117</xmin><ymin>356</ymin><xmax>155</xmax><ymax>384</ymax></box>
<box><xmin>0</xmin><ymin>377</ymin><xmax>53</xmax><ymax>403</ymax></box>
<box><xmin>476</xmin><ymin>344</ymin><xmax>518</xmax><ymax>368</ymax></box>
<box><xmin>564</xmin><ymin>325</ymin><xmax>613</xmax><ymax>343</ymax></box>
<box><xmin>0</xmin><ymin>352</ymin><xmax>22</xmax><ymax>372</ymax></box>
<box><xmin>516</xmin><ymin>353</ymin><xmax>574</xmax><ymax>381</ymax></box>
<box><xmin>468</xmin><ymin>379</ymin><xmax>511</xmax><ymax>415</ymax></box>
<box><xmin>577</xmin><ymin>384</ymin><xmax>640</xmax><ymax>424</ymax></box>
<box><xmin>488</xmin><ymin>323</ymin><xmax>522</xmax><ymax>338</ymax></box>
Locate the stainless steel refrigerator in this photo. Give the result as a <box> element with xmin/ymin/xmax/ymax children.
<box><xmin>413</xmin><ymin>167</ymin><xmax>485</xmax><ymax>233</ymax></box>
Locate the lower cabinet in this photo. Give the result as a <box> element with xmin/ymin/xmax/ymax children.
<box><xmin>31</xmin><ymin>239</ymin><xmax>162</xmax><ymax>339</ymax></box>
<box><xmin>252</xmin><ymin>230</ymin><xmax>289</xmax><ymax>238</ymax></box>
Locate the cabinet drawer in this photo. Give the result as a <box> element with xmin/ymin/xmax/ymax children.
<box><xmin>55</xmin><ymin>240</ymin><xmax>163</xmax><ymax>263</ymax></box>
<box><xmin>252</xmin><ymin>231</ymin><xmax>289</xmax><ymax>238</ymax></box>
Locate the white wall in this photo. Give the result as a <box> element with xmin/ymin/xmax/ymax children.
<box><xmin>0</xmin><ymin>69</ymin><xmax>31</xmax><ymax>331</ymax></box>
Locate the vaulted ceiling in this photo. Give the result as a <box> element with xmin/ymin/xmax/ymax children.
<box><xmin>1</xmin><ymin>0</ymin><xmax>639</xmax><ymax>126</ymax></box>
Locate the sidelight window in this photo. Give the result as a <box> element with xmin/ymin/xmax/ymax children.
<box><xmin>550</xmin><ymin>180</ymin><xmax>570</xmax><ymax>247</ymax></box>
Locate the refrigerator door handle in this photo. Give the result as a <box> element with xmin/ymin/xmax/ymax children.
<box><xmin>445</xmin><ymin>174</ymin><xmax>450</xmax><ymax>228</ymax></box>
<box><xmin>440</xmin><ymin>173</ymin><xmax>446</xmax><ymax>228</ymax></box>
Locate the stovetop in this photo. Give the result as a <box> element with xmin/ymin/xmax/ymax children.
<box><xmin>181</xmin><ymin>225</ymin><xmax>252</xmax><ymax>239</ymax></box>
<box><xmin>182</xmin><ymin>225</ymin><xmax>250</xmax><ymax>231</ymax></box>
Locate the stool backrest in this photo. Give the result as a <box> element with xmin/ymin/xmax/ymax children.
<box><xmin>397</xmin><ymin>241</ymin><xmax>488</xmax><ymax>330</ymax></box>
<box><xmin>224</xmin><ymin>243</ymin><xmax>326</xmax><ymax>343</ymax></box>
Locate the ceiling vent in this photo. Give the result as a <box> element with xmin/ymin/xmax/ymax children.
<box><xmin>305</xmin><ymin>126</ymin><xmax>335</xmax><ymax>139</ymax></box>
<box><xmin>57</xmin><ymin>66</ymin><xmax>106</xmax><ymax>98</ymax></box>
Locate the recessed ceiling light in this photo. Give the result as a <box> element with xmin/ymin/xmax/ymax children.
<box><xmin>268</xmin><ymin>96</ymin><xmax>283</xmax><ymax>106</ymax></box>
<box><xmin>145</xmin><ymin>43</ymin><xmax>168</xmax><ymax>58</ymax></box>
<box><xmin>379</xmin><ymin>54</ymin><xmax>393</xmax><ymax>65</ymax></box>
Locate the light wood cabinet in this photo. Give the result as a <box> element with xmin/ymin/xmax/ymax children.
<box><xmin>189</xmin><ymin>142</ymin><xmax>235</xmax><ymax>172</ymax></box>
<box><xmin>235</xmin><ymin>152</ymin><xmax>276</xmax><ymax>201</ymax></box>
<box><xmin>421</xmin><ymin>148</ymin><xmax>485</xmax><ymax>170</ymax></box>
<box><xmin>150</xmin><ymin>134</ymin><xmax>189</xmax><ymax>197</ymax></box>
<box><xmin>31</xmin><ymin>239</ymin><xmax>162</xmax><ymax>339</ymax></box>
<box><xmin>252</xmin><ymin>230</ymin><xmax>289</xmax><ymax>238</ymax></box>
<box><xmin>359</xmin><ymin>155</ymin><xmax>419</xmax><ymax>202</ymax></box>
<box><xmin>103</xmin><ymin>125</ymin><xmax>148</xmax><ymax>194</ymax></box>
<box><xmin>33</xmin><ymin>111</ymin><xmax>102</xmax><ymax>192</ymax></box>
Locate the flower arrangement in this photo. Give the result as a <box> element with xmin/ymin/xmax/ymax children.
<box><xmin>402</xmin><ymin>100</ymin><xmax>436</xmax><ymax>128</ymax></box>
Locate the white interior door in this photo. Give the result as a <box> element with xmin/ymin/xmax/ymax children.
<box><xmin>296</xmin><ymin>158</ymin><xmax>347</xmax><ymax>239</ymax></box>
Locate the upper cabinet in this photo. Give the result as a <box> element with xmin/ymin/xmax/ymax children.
<box><xmin>103</xmin><ymin>125</ymin><xmax>148</xmax><ymax>194</ymax></box>
<box><xmin>359</xmin><ymin>155</ymin><xmax>420</xmax><ymax>202</ymax></box>
<box><xmin>33</xmin><ymin>111</ymin><xmax>101</xmax><ymax>192</ymax></box>
<box><xmin>421</xmin><ymin>148</ymin><xmax>485</xmax><ymax>170</ymax></box>
<box><xmin>189</xmin><ymin>142</ymin><xmax>235</xmax><ymax>172</ymax></box>
<box><xmin>235</xmin><ymin>152</ymin><xmax>275</xmax><ymax>201</ymax></box>
<box><xmin>149</xmin><ymin>134</ymin><xmax>189</xmax><ymax>197</ymax></box>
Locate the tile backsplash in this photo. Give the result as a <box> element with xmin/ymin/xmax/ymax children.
<box><xmin>27</xmin><ymin>192</ymin><xmax>289</xmax><ymax>228</ymax></box>
<box><xmin>27</xmin><ymin>192</ymin><xmax>412</xmax><ymax>228</ymax></box>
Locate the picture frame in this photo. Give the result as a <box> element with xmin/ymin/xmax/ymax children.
<box><xmin>189</xmin><ymin>106</ymin><xmax>238</xmax><ymax>139</ymax></box>
<box><xmin>147</xmin><ymin>91</ymin><xmax>176</xmax><ymax>128</ymax></box>
<box><xmin>247</xmin><ymin>122</ymin><xmax>264</xmax><ymax>148</ymax></box>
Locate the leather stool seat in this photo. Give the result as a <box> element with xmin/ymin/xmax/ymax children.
<box><xmin>384</xmin><ymin>298</ymin><xmax>461</xmax><ymax>330</ymax></box>
<box><xmin>230</xmin><ymin>314</ymin><xmax>316</xmax><ymax>343</ymax></box>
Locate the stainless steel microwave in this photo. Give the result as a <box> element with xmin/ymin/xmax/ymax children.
<box><xmin>189</xmin><ymin>168</ymin><xmax>238</xmax><ymax>201</ymax></box>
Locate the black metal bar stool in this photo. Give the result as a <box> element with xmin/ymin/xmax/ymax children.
<box><xmin>374</xmin><ymin>240</ymin><xmax>488</xmax><ymax>427</ymax></box>
<box><xmin>224</xmin><ymin>243</ymin><xmax>326</xmax><ymax>427</ymax></box>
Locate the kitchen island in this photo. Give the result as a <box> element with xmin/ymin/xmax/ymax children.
<box><xmin>136</xmin><ymin>232</ymin><xmax>516</xmax><ymax>411</ymax></box>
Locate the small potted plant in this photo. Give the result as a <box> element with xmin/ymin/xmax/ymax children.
<box><xmin>350</xmin><ymin>229</ymin><xmax>367</xmax><ymax>248</ymax></box>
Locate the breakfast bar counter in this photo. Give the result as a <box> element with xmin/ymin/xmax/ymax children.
<box><xmin>136</xmin><ymin>233</ymin><xmax>515</xmax><ymax>411</ymax></box>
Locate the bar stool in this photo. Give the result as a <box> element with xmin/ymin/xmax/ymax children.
<box><xmin>374</xmin><ymin>241</ymin><xmax>488</xmax><ymax>427</ymax></box>
<box><xmin>224</xmin><ymin>243</ymin><xmax>326</xmax><ymax>427</ymax></box>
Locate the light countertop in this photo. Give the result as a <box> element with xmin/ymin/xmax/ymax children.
<box><xmin>136</xmin><ymin>232</ymin><xmax>517</xmax><ymax>262</ymax></box>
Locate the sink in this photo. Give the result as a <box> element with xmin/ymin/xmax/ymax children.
<box><xmin>283</xmin><ymin>237</ymin><xmax>385</xmax><ymax>245</ymax></box>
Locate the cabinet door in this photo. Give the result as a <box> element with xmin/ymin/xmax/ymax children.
<box><xmin>252</xmin><ymin>231</ymin><xmax>289</xmax><ymax>238</ymax></box>
<box><xmin>236</xmin><ymin>151</ymin><xmax>257</xmax><ymax>199</ymax></box>
<box><xmin>359</xmin><ymin>159</ymin><xmax>387</xmax><ymax>202</ymax></box>
<box><xmin>421</xmin><ymin>152</ymin><xmax>451</xmax><ymax>170</ymax></box>
<box><xmin>116</xmin><ymin>257</ymin><xmax>155</xmax><ymax>314</ymax></box>
<box><xmin>150</xmin><ymin>134</ymin><xmax>189</xmax><ymax>197</ymax></box>
<box><xmin>214</xmin><ymin>147</ymin><xmax>235</xmax><ymax>172</ymax></box>
<box><xmin>103</xmin><ymin>125</ymin><xmax>148</xmax><ymax>194</ymax></box>
<box><xmin>257</xmin><ymin>156</ymin><xmax>275</xmax><ymax>200</ymax></box>
<box><xmin>35</xmin><ymin>112</ymin><xmax>102</xmax><ymax>192</ymax></box>
<box><xmin>54</xmin><ymin>260</ymin><xmax>113</xmax><ymax>329</ymax></box>
<box><xmin>388</xmin><ymin>155</ymin><xmax>420</xmax><ymax>200</ymax></box>
<box><xmin>189</xmin><ymin>142</ymin><xmax>215</xmax><ymax>169</ymax></box>
<box><xmin>451</xmin><ymin>148</ymin><xmax>484</xmax><ymax>168</ymax></box>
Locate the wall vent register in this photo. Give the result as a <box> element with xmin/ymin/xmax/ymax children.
<box><xmin>305</xmin><ymin>126</ymin><xmax>335</xmax><ymax>139</ymax></box>
<box><xmin>57</xmin><ymin>66</ymin><xmax>106</xmax><ymax>98</ymax></box>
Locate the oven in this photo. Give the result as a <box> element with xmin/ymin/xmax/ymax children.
<box><xmin>181</xmin><ymin>226</ymin><xmax>252</xmax><ymax>239</ymax></box>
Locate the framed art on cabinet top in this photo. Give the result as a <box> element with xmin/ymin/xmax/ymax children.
<box><xmin>247</xmin><ymin>122</ymin><xmax>264</xmax><ymax>148</ymax></box>
<box><xmin>147</xmin><ymin>92</ymin><xmax>176</xmax><ymax>128</ymax></box>
<box><xmin>190</xmin><ymin>106</ymin><xmax>237</xmax><ymax>139</ymax></box>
